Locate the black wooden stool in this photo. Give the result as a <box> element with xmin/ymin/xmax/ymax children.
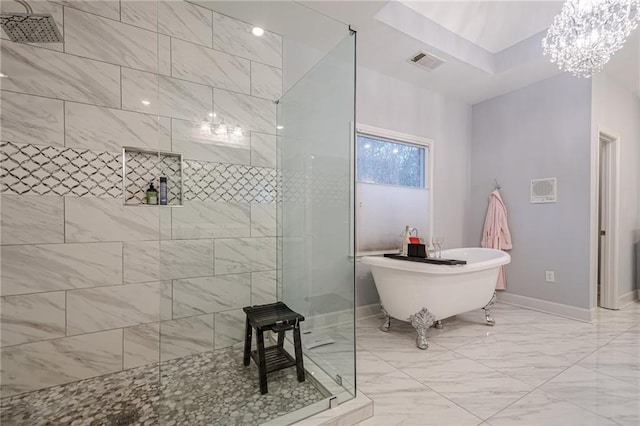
<box><xmin>243</xmin><ymin>302</ymin><xmax>305</xmax><ymax>394</ymax></box>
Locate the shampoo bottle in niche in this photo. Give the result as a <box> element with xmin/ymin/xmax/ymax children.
<box><xmin>159</xmin><ymin>177</ymin><xmax>168</xmax><ymax>205</ymax></box>
<box><xmin>146</xmin><ymin>183</ymin><xmax>158</xmax><ymax>205</ymax></box>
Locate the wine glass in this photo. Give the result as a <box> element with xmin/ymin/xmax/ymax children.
<box><xmin>436</xmin><ymin>236</ymin><xmax>444</xmax><ymax>258</ymax></box>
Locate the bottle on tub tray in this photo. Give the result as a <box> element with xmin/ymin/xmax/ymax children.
<box><xmin>401</xmin><ymin>225</ymin><xmax>410</xmax><ymax>256</ymax></box>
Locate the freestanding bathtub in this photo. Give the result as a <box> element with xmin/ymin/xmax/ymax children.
<box><xmin>362</xmin><ymin>247</ymin><xmax>511</xmax><ymax>349</ymax></box>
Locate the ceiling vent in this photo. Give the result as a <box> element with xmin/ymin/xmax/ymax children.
<box><xmin>409</xmin><ymin>51</ymin><xmax>446</xmax><ymax>71</ymax></box>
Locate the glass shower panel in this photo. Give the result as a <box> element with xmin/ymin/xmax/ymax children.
<box><xmin>278</xmin><ymin>32</ymin><xmax>357</xmax><ymax>400</ymax></box>
<box><xmin>156</xmin><ymin>1</ymin><xmax>354</xmax><ymax>424</ymax></box>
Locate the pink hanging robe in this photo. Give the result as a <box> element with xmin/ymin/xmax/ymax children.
<box><xmin>481</xmin><ymin>190</ymin><xmax>512</xmax><ymax>290</ymax></box>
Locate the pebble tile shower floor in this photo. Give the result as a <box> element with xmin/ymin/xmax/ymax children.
<box><xmin>0</xmin><ymin>347</ymin><xmax>325</xmax><ymax>425</ymax></box>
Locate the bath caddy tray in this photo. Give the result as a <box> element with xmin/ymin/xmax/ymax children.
<box><xmin>384</xmin><ymin>254</ymin><xmax>467</xmax><ymax>265</ymax></box>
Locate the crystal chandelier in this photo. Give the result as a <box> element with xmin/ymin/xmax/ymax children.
<box><xmin>542</xmin><ymin>0</ymin><xmax>640</xmax><ymax>78</ymax></box>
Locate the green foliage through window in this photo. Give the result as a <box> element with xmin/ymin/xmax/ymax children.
<box><xmin>356</xmin><ymin>134</ymin><xmax>425</xmax><ymax>188</ymax></box>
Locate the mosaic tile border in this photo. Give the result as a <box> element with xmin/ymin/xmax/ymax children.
<box><xmin>183</xmin><ymin>160</ymin><xmax>277</xmax><ymax>203</ymax></box>
<box><xmin>0</xmin><ymin>141</ymin><xmax>121</xmax><ymax>198</ymax></box>
<box><xmin>281</xmin><ymin>169</ymin><xmax>350</xmax><ymax>204</ymax></box>
<box><xmin>1</xmin><ymin>142</ymin><xmax>277</xmax><ymax>204</ymax></box>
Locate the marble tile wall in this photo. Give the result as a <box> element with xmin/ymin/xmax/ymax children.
<box><xmin>0</xmin><ymin>0</ymin><xmax>281</xmax><ymax>398</ymax></box>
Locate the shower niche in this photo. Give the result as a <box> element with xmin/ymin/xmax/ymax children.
<box><xmin>122</xmin><ymin>147</ymin><xmax>183</xmax><ymax>206</ymax></box>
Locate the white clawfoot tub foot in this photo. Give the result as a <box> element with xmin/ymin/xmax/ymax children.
<box><xmin>435</xmin><ymin>320</ymin><xmax>443</xmax><ymax>329</ymax></box>
<box><xmin>483</xmin><ymin>292</ymin><xmax>497</xmax><ymax>326</ymax></box>
<box><xmin>409</xmin><ymin>308</ymin><xmax>436</xmax><ymax>350</ymax></box>
<box><xmin>380</xmin><ymin>304</ymin><xmax>391</xmax><ymax>332</ymax></box>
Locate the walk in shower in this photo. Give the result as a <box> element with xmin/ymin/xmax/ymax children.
<box><xmin>0</xmin><ymin>1</ymin><xmax>356</xmax><ymax>424</ymax></box>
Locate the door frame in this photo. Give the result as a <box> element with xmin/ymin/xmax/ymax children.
<box><xmin>597</xmin><ymin>129</ymin><xmax>620</xmax><ymax>310</ymax></box>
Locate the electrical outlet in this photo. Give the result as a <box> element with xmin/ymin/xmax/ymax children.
<box><xmin>545</xmin><ymin>270</ymin><xmax>555</xmax><ymax>283</ymax></box>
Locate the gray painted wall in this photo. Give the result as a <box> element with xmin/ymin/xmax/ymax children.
<box><xmin>591</xmin><ymin>73</ymin><xmax>640</xmax><ymax>300</ymax></box>
<box><xmin>467</xmin><ymin>74</ymin><xmax>593</xmax><ymax>309</ymax></box>
<box><xmin>356</xmin><ymin>66</ymin><xmax>472</xmax><ymax>308</ymax></box>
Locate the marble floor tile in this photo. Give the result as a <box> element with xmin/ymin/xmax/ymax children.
<box><xmin>484</xmin><ymin>353</ymin><xmax>571</xmax><ymax>387</ymax></box>
<box><xmin>541</xmin><ymin>365</ymin><xmax>640</xmax><ymax>425</ymax></box>
<box><xmin>426</xmin><ymin>322</ymin><xmax>502</xmax><ymax>350</ymax></box>
<box><xmin>355</xmin><ymin>351</ymin><xmax>397</xmax><ymax>384</ymax></box>
<box><xmin>486</xmin><ymin>389</ymin><xmax>617</xmax><ymax>426</ymax></box>
<box><xmin>358</xmin><ymin>370</ymin><xmax>481</xmax><ymax>426</ymax></box>
<box><xmin>356</xmin><ymin>329</ymin><xmax>448</xmax><ymax>369</ymax></box>
<box><xmin>606</xmin><ymin>329</ymin><xmax>640</xmax><ymax>355</ymax></box>
<box><xmin>357</xmin><ymin>302</ymin><xmax>639</xmax><ymax>425</ymax></box>
<box><xmin>529</xmin><ymin>318</ymin><xmax>603</xmax><ymax>335</ymax></box>
<box><xmin>577</xmin><ymin>347</ymin><xmax>640</xmax><ymax>386</ymax></box>
<box><xmin>500</xmin><ymin>332</ymin><xmax>602</xmax><ymax>364</ymax></box>
<box><xmin>403</xmin><ymin>352</ymin><xmax>533</xmax><ymax>420</ymax></box>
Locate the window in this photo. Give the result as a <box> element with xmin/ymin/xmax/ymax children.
<box><xmin>355</xmin><ymin>125</ymin><xmax>432</xmax><ymax>253</ymax></box>
<box><xmin>356</xmin><ymin>134</ymin><xmax>426</xmax><ymax>188</ymax></box>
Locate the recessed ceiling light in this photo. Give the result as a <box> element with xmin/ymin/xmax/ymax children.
<box><xmin>276</xmin><ymin>125</ymin><xmax>284</xmax><ymax>130</ymax></box>
<box><xmin>252</xmin><ymin>27</ymin><xmax>265</xmax><ymax>37</ymax></box>
<box><xmin>0</xmin><ymin>72</ymin><xmax>7</xmax><ymax>78</ymax></box>
<box><xmin>141</xmin><ymin>100</ymin><xmax>150</xmax><ymax>106</ymax></box>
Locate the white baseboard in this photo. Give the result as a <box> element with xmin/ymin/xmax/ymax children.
<box><xmin>497</xmin><ymin>292</ymin><xmax>594</xmax><ymax>322</ymax></box>
<box><xmin>356</xmin><ymin>303</ymin><xmax>380</xmax><ymax>319</ymax></box>
<box><xmin>619</xmin><ymin>290</ymin><xmax>639</xmax><ymax>308</ymax></box>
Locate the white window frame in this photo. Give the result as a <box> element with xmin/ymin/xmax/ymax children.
<box><xmin>354</xmin><ymin>123</ymin><xmax>434</xmax><ymax>255</ymax></box>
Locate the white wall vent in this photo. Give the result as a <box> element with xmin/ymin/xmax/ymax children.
<box><xmin>409</xmin><ymin>51</ymin><xmax>446</xmax><ymax>71</ymax></box>
<box><xmin>531</xmin><ymin>177</ymin><xmax>557</xmax><ymax>203</ymax></box>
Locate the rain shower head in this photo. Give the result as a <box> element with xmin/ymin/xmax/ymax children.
<box><xmin>0</xmin><ymin>0</ymin><xmax>62</xmax><ymax>43</ymax></box>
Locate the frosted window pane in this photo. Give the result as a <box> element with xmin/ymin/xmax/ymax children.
<box><xmin>356</xmin><ymin>135</ymin><xmax>425</xmax><ymax>188</ymax></box>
